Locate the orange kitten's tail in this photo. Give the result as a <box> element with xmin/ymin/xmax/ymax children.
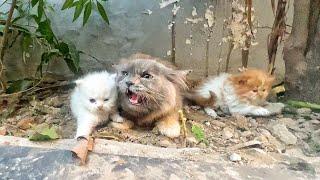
<box><xmin>184</xmin><ymin>90</ymin><xmax>217</xmax><ymax>108</ymax></box>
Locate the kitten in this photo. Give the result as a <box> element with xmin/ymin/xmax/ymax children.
<box><xmin>187</xmin><ymin>69</ymin><xmax>279</xmax><ymax>117</ymax></box>
<box><xmin>114</xmin><ymin>54</ymin><xmax>189</xmax><ymax>138</ymax></box>
<box><xmin>71</xmin><ymin>71</ymin><xmax>124</xmax><ymax>139</ymax></box>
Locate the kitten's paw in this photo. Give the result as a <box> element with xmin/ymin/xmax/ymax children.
<box><xmin>264</xmin><ymin>102</ymin><xmax>285</xmax><ymax>115</ymax></box>
<box><xmin>157</xmin><ymin>121</ymin><xmax>181</xmax><ymax>138</ymax></box>
<box><xmin>109</xmin><ymin>120</ymin><xmax>134</xmax><ymax>130</ymax></box>
<box><xmin>252</xmin><ymin>108</ymin><xmax>271</xmax><ymax>116</ymax></box>
<box><xmin>110</xmin><ymin>113</ymin><xmax>125</xmax><ymax>123</ymax></box>
<box><xmin>204</xmin><ymin>107</ymin><xmax>218</xmax><ymax>118</ymax></box>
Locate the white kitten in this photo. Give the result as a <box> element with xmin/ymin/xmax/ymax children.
<box><xmin>187</xmin><ymin>69</ymin><xmax>281</xmax><ymax>117</ymax></box>
<box><xmin>71</xmin><ymin>71</ymin><xmax>124</xmax><ymax>138</ymax></box>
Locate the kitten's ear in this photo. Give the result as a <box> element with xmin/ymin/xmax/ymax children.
<box><xmin>74</xmin><ymin>79</ymin><xmax>83</xmax><ymax>86</ymax></box>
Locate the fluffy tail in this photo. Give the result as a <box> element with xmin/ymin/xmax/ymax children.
<box><xmin>184</xmin><ymin>90</ymin><xmax>217</xmax><ymax>107</ymax></box>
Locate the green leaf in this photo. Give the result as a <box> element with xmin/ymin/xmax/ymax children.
<box><xmin>287</xmin><ymin>100</ymin><xmax>320</xmax><ymax>110</ymax></box>
<box><xmin>37</xmin><ymin>0</ymin><xmax>44</xmax><ymax>20</ymax></box>
<box><xmin>22</xmin><ymin>33</ymin><xmax>32</xmax><ymax>52</ymax></box>
<box><xmin>191</xmin><ymin>125</ymin><xmax>205</xmax><ymax>141</ymax></box>
<box><xmin>37</xmin><ymin>19</ymin><xmax>55</xmax><ymax>43</ymax></box>
<box><xmin>31</xmin><ymin>0</ymin><xmax>39</xmax><ymax>7</ymax></box>
<box><xmin>69</xmin><ymin>43</ymin><xmax>80</xmax><ymax>71</ymax></box>
<box><xmin>29</xmin><ymin>126</ymin><xmax>59</xmax><ymax>141</ymax></box>
<box><xmin>96</xmin><ymin>1</ymin><xmax>109</xmax><ymax>24</ymax></box>
<box><xmin>6</xmin><ymin>80</ymin><xmax>33</xmax><ymax>94</ymax></box>
<box><xmin>73</xmin><ymin>0</ymin><xmax>85</xmax><ymax>22</ymax></box>
<box><xmin>61</xmin><ymin>0</ymin><xmax>74</xmax><ymax>10</ymax></box>
<box><xmin>56</xmin><ymin>42</ymin><xmax>70</xmax><ymax>55</ymax></box>
<box><xmin>83</xmin><ymin>1</ymin><xmax>92</xmax><ymax>26</ymax></box>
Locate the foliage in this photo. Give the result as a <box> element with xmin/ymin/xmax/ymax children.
<box><xmin>28</xmin><ymin>125</ymin><xmax>59</xmax><ymax>141</ymax></box>
<box><xmin>0</xmin><ymin>0</ymin><xmax>110</xmax><ymax>94</ymax></box>
<box><xmin>286</xmin><ymin>100</ymin><xmax>320</xmax><ymax>110</ymax></box>
<box><xmin>191</xmin><ymin>124</ymin><xmax>208</xmax><ymax>145</ymax></box>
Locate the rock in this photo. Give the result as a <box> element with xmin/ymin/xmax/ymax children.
<box><xmin>211</xmin><ymin>120</ymin><xmax>226</xmax><ymax>128</ymax></box>
<box><xmin>17</xmin><ymin>118</ymin><xmax>35</xmax><ymax>130</ymax></box>
<box><xmin>277</xmin><ymin>118</ymin><xmax>299</xmax><ymax>131</ymax></box>
<box><xmin>241</xmin><ymin>131</ymin><xmax>252</xmax><ymax>138</ymax></box>
<box><xmin>159</xmin><ymin>139</ymin><xmax>176</xmax><ymax>148</ymax></box>
<box><xmin>186</xmin><ymin>136</ymin><xmax>198</xmax><ymax>145</ymax></box>
<box><xmin>234</xmin><ymin>114</ymin><xmax>249</xmax><ymax>130</ymax></box>
<box><xmin>222</xmin><ymin>127</ymin><xmax>234</xmax><ymax>139</ymax></box>
<box><xmin>228</xmin><ymin>140</ymin><xmax>262</xmax><ymax>151</ymax></box>
<box><xmin>297</xmin><ymin>108</ymin><xmax>312</xmax><ymax>115</ymax></box>
<box><xmin>257</xmin><ymin>128</ymin><xmax>271</xmax><ymax>136</ymax></box>
<box><xmin>0</xmin><ymin>126</ymin><xmax>7</xmax><ymax>135</ymax></box>
<box><xmin>270</xmin><ymin>124</ymin><xmax>297</xmax><ymax>145</ymax></box>
<box><xmin>46</xmin><ymin>96</ymin><xmax>64</xmax><ymax>108</ymax></box>
<box><xmin>204</xmin><ymin>121</ymin><xmax>211</xmax><ymax>126</ymax></box>
<box><xmin>229</xmin><ymin>153</ymin><xmax>241</xmax><ymax>162</ymax></box>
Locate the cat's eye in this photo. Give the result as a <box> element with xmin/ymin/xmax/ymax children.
<box><xmin>89</xmin><ymin>98</ymin><xmax>96</xmax><ymax>103</ymax></box>
<box><xmin>142</xmin><ymin>72</ymin><xmax>153</xmax><ymax>79</ymax></box>
<box><xmin>104</xmin><ymin>98</ymin><xmax>109</xmax><ymax>101</ymax></box>
<box><xmin>122</xmin><ymin>71</ymin><xmax>128</xmax><ymax>76</ymax></box>
<box><xmin>262</xmin><ymin>89</ymin><xmax>266</xmax><ymax>92</ymax></box>
<box><xmin>252</xmin><ymin>89</ymin><xmax>258</xmax><ymax>93</ymax></box>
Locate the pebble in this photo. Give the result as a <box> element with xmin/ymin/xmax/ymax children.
<box><xmin>222</xmin><ymin>127</ymin><xmax>234</xmax><ymax>139</ymax></box>
<box><xmin>159</xmin><ymin>139</ymin><xmax>176</xmax><ymax>148</ymax></box>
<box><xmin>297</xmin><ymin>108</ymin><xmax>312</xmax><ymax>115</ymax></box>
<box><xmin>271</xmin><ymin>124</ymin><xmax>297</xmax><ymax>145</ymax></box>
<box><xmin>229</xmin><ymin>153</ymin><xmax>241</xmax><ymax>162</ymax></box>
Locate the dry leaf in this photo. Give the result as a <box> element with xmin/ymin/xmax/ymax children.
<box><xmin>87</xmin><ymin>137</ymin><xmax>94</xmax><ymax>151</ymax></box>
<box><xmin>0</xmin><ymin>126</ymin><xmax>7</xmax><ymax>136</ymax></box>
<box><xmin>72</xmin><ymin>139</ymin><xmax>89</xmax><ymax>165</ymax></box>
<box><xmin>17</xmin><ymin>118</ymin><xmax>35</xmax><ymax>130</ymax></box>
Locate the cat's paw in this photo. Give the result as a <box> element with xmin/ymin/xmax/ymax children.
<box><xmin>204</xmin><ymin>107</ymin><xmax>218</xmax><ymax>118</ymax></box>
<box><xmin>252</xmin><ymin>107</ymin><xmax>271</xmax><ymax>116</ymax></box>
<box><xmin>157</xmin><ymin>121</ymin><xmax>181</xmax><ymax>138</ymax></box>
<box><xmin>109</xmin><ymin>120</ymin><xmax>134</xmax><ymax>130</ymax></box>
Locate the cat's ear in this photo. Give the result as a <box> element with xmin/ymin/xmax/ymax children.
<box><xmin>165</xmin><ymin>69</ymin><xmax>191</xmax><ymax>90</ymax></box>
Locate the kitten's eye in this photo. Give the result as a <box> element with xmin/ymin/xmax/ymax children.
<box><xmin>262</xmin><ymin>89</ymin><xmax>266</xmax><ymax>92</ymax></box>
<box><xmin>89</xmin><ymin>98</ymin><xmax>96</xmax><ymax>103</ymax></box>
<box><xmin>104</xmin><ymin>98</ymin><xmax>109</xmax><ymax>101</ymax></box>
<box><xmin>121</xmin><ymin>71</ymin><xmax>128</xmax><ymax>76</ymax></box>
<box><xmin>142</xmin><ymin>72</ymin><xmax>153</xmax><ymax>79</ymax></box>
<box><xmin>252</xmin><ymin>89</ymin><xmax>258</xmax><ymax>93</ymax></box>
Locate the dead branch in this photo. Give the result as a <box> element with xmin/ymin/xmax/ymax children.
<box><xmin>267</xmin><ymin>0</ymin><xmax>287</xmax><ymax>74</ymax></box>
<box><xmin>0</xmin><ymin>0</ymin><xmax>17</xmax><ymax>92</ymax></box>
<box><xmin>171</xmin><ymin>5</ymin><xmax>177</xmax><ymax>64</ymax></box>
<box><xmin>225</xmin><ymin>43</ymin><xmax>234</xmax><ymax>73</ymax></box>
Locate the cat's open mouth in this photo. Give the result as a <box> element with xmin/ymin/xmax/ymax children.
<box><xmin>126</xmin><ymin>89</ymin><xmax>142</xmax><ymax>105</ymax></box>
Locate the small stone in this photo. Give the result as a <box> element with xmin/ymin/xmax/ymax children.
<box><xmin>271</xmin><ymin>124</ymin><xmax>297</xmax><ymax>145</ymax></box>
<box><xmin>0</xmin><ymin>126</ymin><xmax>7</xmax><ymax>135</ymax></box>
<box><xmin>222</xmin><ymin>127</ymin><xmax>234</xmax><ymax>139</ymax></box>
<box><xmin>186</xmin><ymin>136</ymin><xmax>198</xmax><ymax>145</ymax></box>
<box><xmin>46</xmin><ymin>96</ymin><xmax>63</xmax><ymax>108</ymax></box>
<box><xmin>297</xmin><ymin>108</ymin><xmax>312</xmax><ymax>115</ymax></box>
<box><xmin>241</xmin><ymin>131</ymin><xmax>252</xmax><ymax>137</ymax></box>
<box><xmin>159</xmin><ymin>139</ymin><xmax>176</xmax><ymax>148</ymax></box>
<box><xmin>211</xmin><ymin>120</ymin><xmax>226</xmax><ymax>128</ymax></box>
<box><xmin>204</xmin><ymin>121</ymin><xmax>211</xmax><ymax>126</ymax></box>
<box><xmin>17</xmin><ymin>118</ymin><xmax>35</xmax><ymax>130</ymax></box>
<box><xmin>229</xmin><ymin>153</ymin><xmax>241</xmax><ymax>162</ymax></box>
<box><xmin>198</xmin><ymin>142</ymin><xmax>207</xmax><ymax>148</ymax></box>
<box><xmin>277</xmin><ymin>118</ymin><xmax>299</xmax><ymax>131</ymax></box>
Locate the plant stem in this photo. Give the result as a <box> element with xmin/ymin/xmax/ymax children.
<box><xmin>171</xmin><ymin>3</ymin><xmax>177</xmax><ymax>65</ymax></box>
<box><xmin>225</xmin><ymin>42</ymin><xmax>234</xmax><ymax>73</ymax></box>
<box><xmin>0</xmin><ymin>0</ymin><xmax>17</xmax><ymax>92</ymax></box>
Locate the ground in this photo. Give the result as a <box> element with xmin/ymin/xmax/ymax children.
<box><xmin>0</xmin><ymin>81</ymin><xmax>320</xmax><ymax>177</ymax></box>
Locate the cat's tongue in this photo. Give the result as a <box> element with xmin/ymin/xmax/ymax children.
<box><xmin>129</xmin><ymin>93</ymin><xmax>139</xmax><ymax>105</ymax></box>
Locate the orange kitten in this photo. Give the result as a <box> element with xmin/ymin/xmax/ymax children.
<box><xmin>188</xmin><ymin>69</ymin><xmax>278</xmax><ymax>117</ymax></box>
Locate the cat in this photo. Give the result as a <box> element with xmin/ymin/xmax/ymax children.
<box><xmin>70</xmin><ymin>71</ymin><xmax>124</xmax><ymax>139</ymax></box>
<box><xmin>187</xmin><ymin>69</ymin><xmax>282</xmax><ymax>117</ymax></box>
<box><xmin>113</xmin><ymin>54</ymin><xmax>190</xmax><ymax>138</ymax></box>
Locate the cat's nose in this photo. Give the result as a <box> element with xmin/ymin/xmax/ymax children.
<box><xmin>98</xmin><ymin>105</ymin><xmax>103</xmax><ymax>110</ymax></box>
<box><xmin>126</xmin><ymin>81</ymin><xmax>134</xmax><ymax>87</ymax></box>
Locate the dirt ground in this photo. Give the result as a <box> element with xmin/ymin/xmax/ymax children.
<box><xmin>1</xmin><ymin>81</ymin><xmax>320</xmax><ymax>173</ymax></box>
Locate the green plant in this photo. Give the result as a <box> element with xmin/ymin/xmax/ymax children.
<box><xmin>0</xmin><ymin>0</ymin><xmax>110</xmax><ymax>94</ymax></box>
<box><xmin>191</xmin><ymin>124</ymin><xmax>209</xmax><ymax>145</ymax></box>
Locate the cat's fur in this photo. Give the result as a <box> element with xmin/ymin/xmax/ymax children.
<box><xmin>71</xmin><ymin>71</ymin><xmax>124</xmax><ymax>138</ymax></box>
<box><xmin>114</xmin><ymin>54</ymin><xmax>189</xmax><ymax>138</ymax></box>
<box><xmin>187</xmin><ymin>69</ymin><xmax>276</xmax><ymax>117</ymax></box>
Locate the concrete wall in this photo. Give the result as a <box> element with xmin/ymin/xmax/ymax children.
<box><xmin>2</xmin><ymin>0</ymin><xmax>293</xmax><ymax>81</ymax></box>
